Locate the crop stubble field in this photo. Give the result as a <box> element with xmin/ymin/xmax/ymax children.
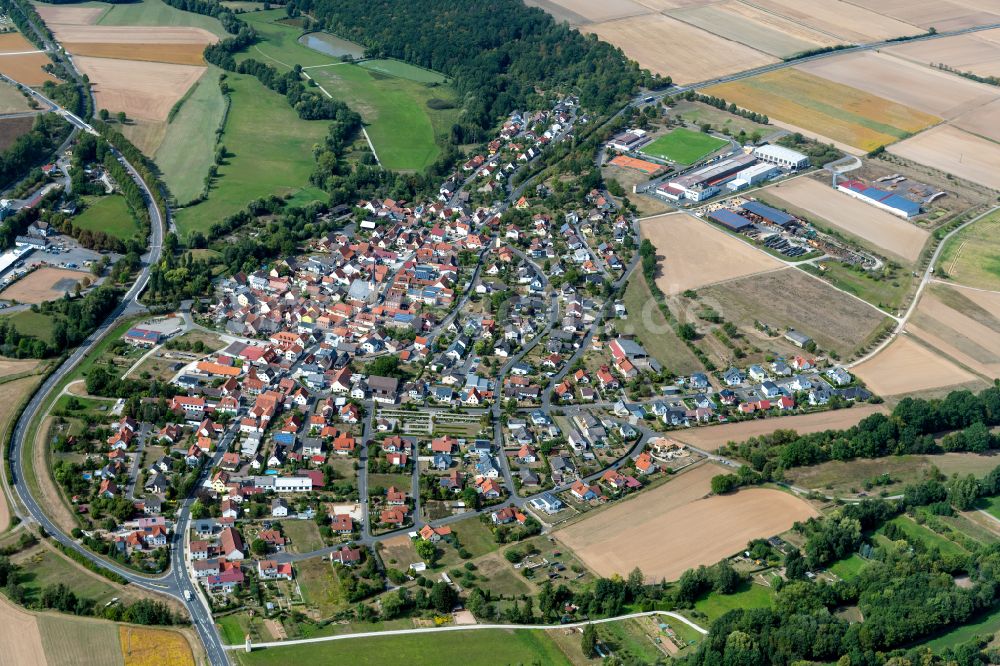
<box><xmin>759</xmin><ymin>177</ymin><xmax>930</xmax><ymax>264</ymax></box>
<box><xmin>887</xmin><ymin>29</ymin><xmax>1000</xmax><ymax>78</ymax></box>
<box><xmin>555</xmin><ymin>463</ymin><xmax>818</xmax><ymax>581</ymax></box>
<box><xmin>640</xmin><ymin>213</ymin><xmax>783</xmax><ymax>293</ymax></box>
<box><xmin>705</xmin><ymin>69</ymin><xmax>939</xmax><ymax>152</ymax></box>
<box><xmin>0</xmin><ymin>595</ymin><xmax>46</xmax><ymax>666</ymax></box>
<box><xmin>847</xmin><ymin>0</ymin><xmax>1000</xmax><ymax>32</ymax></box>
<box><xmin>889</xmin><ymin>124</ymin><xmax>1000</xmax><ymax>191</ymax></box>
<box><xmin>905</xmin><ymin>284</ymin><xmax>1000</xmax><ymax>379</ymax></box>
<box><xmin>0</xmin><ymin>32</ymin><xmax>57</xmax><ymax>85</ymax></box>
<box><xmin>853</xmin><ymin>335</ymin><xmax>983</xmax><ymax>397</ymax></box>
<box><xmin>702</xmin><ymin>267</ymin><xmax>890</xmax><ymax>358</ymax></box>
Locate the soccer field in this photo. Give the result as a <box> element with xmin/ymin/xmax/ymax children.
<box><xmin>641</xmin><ymin>128</ymin><xmax>727</xmax><ymax>165</ymax></box>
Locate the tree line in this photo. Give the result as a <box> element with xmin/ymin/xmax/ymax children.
<box><xmin>0</xmin><ymin>284</ymin><xmax>121</xmax><ymax>358</ymax></box>
<box><xmin>0</xmin><ymin>113</ymin><xmax>70</xmax><ymax>200</ymax></box>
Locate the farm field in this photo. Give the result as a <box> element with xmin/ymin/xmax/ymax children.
<box><xmin>119</xmin><ymin>626</ymin><xmax>194</xmax><ymax>666</ymax></box>
<box><xmin>639</xmin><ymin>213</ymin><xmax>783</xmax><ymax>294</ymax></box>
<box><xmin>522</xmin><ymin>0</ymin><xmax>649</xmax><ymax>24</ymax></box>
<box><xmin>640</xmin><ymin>127</ymin><xmax>726</xmax><ymax>165</ymax></box>
<box><xmin>36</xmin><ymin>615</ymin><xmax>122</xmax><ymax>666</ymax></box>
<box><xmin>888</xmin><ymin>124</ymin><xmax>1000</xmax><ymax>191</ymax></box>
<box><xmin>853</xmin><ymin>335</ymin><xmax>984</xmax><ymax>397</ymax></box>
<box><xmin>0</xmin><ymin>80</ymin><xmax>32</xmax><ymax>114</ymax></box>
<box><xmin>234</xmin><ymin>628</ymin><xmax>572</xmax><ymax>666</ymax></box>
<box><xmin>63</xmin><ymin>41</ymin><xmax>207</xmax><ymax>66</ymax></box>
<box><xmin>666</xmin><ymin>1</ymin><xmax>840</xmax><ymax>58</ymax></box>
<box><xmin>96</xmin><ymin>0</ymin><xmax>227</xmax><ymax>37</ymax></box>
<box><xmin>615</xmin><ymin>273</ymin><xmax>704</xmax><ymax>375</ymax></box>
<box><xmin>0</xmin><ymin>31</ymin><xmax>38</xmax><ymax>53</ymax></box>
<box><xmin>759</xmin><ymin>177</ymin><xmax>930</xmax><ymax>264</ymax></box>
<box><xmin>154</xmin><ymin>65</ymin><xmax>226</xmax><ymax>203</ymax></box>
<box><xmin>0</xmin><ymin>595</ymin><xmax>46</xmax><ymax>666</ymax></box>
<box><xmin>887</xmin><ymin>29</ymin><xmax>1000</xmax><ymax>78</ymax></box>
<box><xmin>953</xmin><ymin>98</ymin><xmax>1000</xmax><ymax>143</ymax></box>
<box><xmin>75</xmin><ymin>56</ymin><xmax>205</xmax><ymax>122</ymax></box>
<box><xmin>747</xmin><ymin>0</ymin><xmax>920</xmax><ymax>42</ymax></box>
<box><xmin>849</xmin><ymin>0</ymin><xmax>1000</xmax><ymax>32</ymax></box>
<box><xmin>173</xmin><ymin>73</ymin><xmax>328</xmax><ymax>237</ymax></box>
<box><xmin>797</xmin><ymin>51</ymin><xmax>1000</xmax><ymax>120</ymax></box>
<box><xmin>0</xmin><ymin>267</ymin><xmax>88</xmax><ymax>304</ymax></box>
<box><xmin>72</xmin><ymin>194</ymin><xmax>139</xmax><ymax>240</ymax></box>
<box><xmin>3</xmin><ymin>309</ymin><xmax>55</xmax><ymax>343</ymax></box>
<box><xmin>0</xmin><ymin>52</ymin><xmax>58</xmax><ymax>85</ymax></box>
<box><xmin>670</xmin><ymin>404</ymin><xmax>888</xmax><ymax>451</ymax></box>
<box><xmin>705</xmin><ymin>69</ymin><xmax>939</xmax><ymax>152</ymax></box>
<box><xmin>907</xmin><ymin>283</ymin><xmax>1000</xmax><ymax>379</ymax></box>
<box><xmin>702</xmin><ymin>267</ymin><xmax>890</xmax><ymax>358</ymax></box>
<box><xmin>0</xmin><ymin>116</ymin><xmax>35</xmax><ymax>152</ymax></box>
<box><xmin>586</xmin><ymin>13</ymin><xmax>777</xmax><ymax>84</ymax></box>
<box><xmin>555</xmin><ymin>463</ymin><xmax>818</xmax><ymax>581</ymax></box>
<box><xmin>34</xmin><ymin>3</ymin><xmax>107</xmax><ymax>26</ymax></box>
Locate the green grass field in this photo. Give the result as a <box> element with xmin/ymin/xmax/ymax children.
<box><xmin>15</xmin><ymin>548</ymin><xmax>121</xmax><ymax>606</ymax></box>
<box><xmin>640</xmin><ymin>128</ymin><xmax>727</xmax><ymax>166</ymax></box>
<box><xmin>296</xmin><ymin>557</ymin><xmax>346</xmax><ymax>618</ymax></box>
<box><xmin>282</xmin><ymin>519</ymin><xmax>325</xmax><ymax>553</ymax></box>
<box><xmin>72</xmin><ymin>195</ymin><xmax>139</xmax><ymax>241</ymax></box>
<box><xmin>800</xmin><ymin>262</ymin><xmax>915</xmax><ymax>312</ymax></box>
<box><xmin>917</xmin><ymin>603</ymin><xmax>1000</xmax><ymax>652</ymax></box>
<box><xmin>96</xmin><ymin>0</ymin><xmax>228</xmax><ymax>37</ymax></box>
<box><xmin>692</xmin><ymin>582</ymin><xmax>772</xmax><ymax>623</ymax></box>
<box><xmin>3</xmin><ymin>309</ymin><xmax>55</xmax><ymax>344</ymax></box>
<box><xmin>172</xmin><ymin>73</ymin><xmax>328</xmax><ymax>237</ymax></box>
<box><xmin>828</xmin><ymin>554</ymin><xmax>868</xmax><ymax>581</ymax></box>
<box><xmin>939</xmin><ymin>209</ymin><xmax>1000</xmax><ymax>291</ymax></box>
<box><xmin>882</xmin><ymin>516</ymin><xmax>967</xmax><ymax>556</ymax></box>
<box><xmin>448</xmin><ymin>516</ymin><xmax>497</xmax><ymax>559</ymax></box>
<box><xmin>36</xmin><ymin>615</ymin><xmax>123</xmax><ymax>666</ymax></box>
<box><xmin>614</xmin><ymin>273</ymin><xmax>704</xmax><ymax>374</ymax></box>
<box><xmin>239</xmin><ymin>11</ymin><xmax>459</xmax><ymax>171</ymax></box>
<box><xmin>155</xmin><ymin>66</ymin><xmax>227</xmax><ymax>204</ymax></box>
<box><xmin>235</xmin><ymin>629</ymin><xmax>572</xmax><ymax>666</ymax></box>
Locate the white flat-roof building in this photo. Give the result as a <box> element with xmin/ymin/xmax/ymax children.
<box><xmin>753</xmin><ymin>144</ymin><xmax>809</xmax><ymax>170</ymax></box>
<box><xmin>727</xmin><ymin>162</ymin><xmax>780</xmax><ymax>191</ymax></box>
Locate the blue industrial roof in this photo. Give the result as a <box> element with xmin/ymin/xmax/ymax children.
<box><xmin>881</xmin><ymin>194</ymin><xmax>921</xmax><ymax>216</ymax></box>
<box><xmin>741</xmin><ymin>201</ymin><xmax>796</xmax><ymax>226</ymax></box>
<box><xmin>708</xmin><ymin>209</ymin><xmax>752</xmax><ymax>231</ymax></box>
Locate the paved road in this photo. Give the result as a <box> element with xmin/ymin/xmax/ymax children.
<box><xmin>1</xmin><ymin>82</ymin><xmax>230</xmax><ymax>665</ymax></box>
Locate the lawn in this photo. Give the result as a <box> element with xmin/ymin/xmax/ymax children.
<box><xmin>640</xmin><ymin>128</ymin><xmax>727</xmax><ymax>166</ymax></box>
<box><xmin>236</xmin><ymin>11</ymin><xmax>459</xmax><ymax>171</ymax></box>
<box><xmin>368</xmin><ymin>473</ymin><xmax>411</xmax><ymax>494</ymax></box>
<box><xmin>36</xmin><ymin>615</ymin><xmax>122</xmax><ymax>666</ymax></box>
<box><xmin>296</xmin><ymin>556</ymin><xmax>346</xmax><ymax>618</ymax></box>
<box><xmin>97</xmin><ymin>0</ymin><xmax>228</xmax><ymax>37</ymax></box>
<box><xmin>155</xmin><ymin>66</ymin><xmax>227</xmax><ymax>204</ymax></box>
<box><xmin>939</xmin><ymin>209</ymin><xmax>1000</xmax><ymax>291</ymax></box>
<box><xmin>72</xmin><ymin>195</ymin><xmax>139</xmax><ymax>241</ymax></box>
<box><xmin>449</xmin><ymin>516</ymin><xmax>498</xmax><ymax>559</ymax></box>
<box><xmin>3</xmin><ymin>309</ymin><xmax>55</xmax><ymax>344</ymax></box>
<box><xmin>281</xmin><ymin>519</ymin><xmax>325</xmax><ymax>553</ymax></box>
<box><xmin>614</xmin><ymin>272</ymin><xmax>704</xmax><ymax>375</ymax></box>
<box><xmin>979</xmin><ymin>495</ymin><xmax>1000</xmax><ymax>522</ymax></box>
<box><xmin>172</xmin><ymin>73</ymin><xmax>328</xmax><ymax>237</ymax></box>
<box><xmin>828</xmin><ymin>554</ymin><xmax>868</xmax><ymax>581</ymax></box>
<box><xmin>692</xmin><ymin>582</ymin><xmax>773</xmax><ymax>623</ymax></box>
<box><xmin>234</xmin><ymin>629</ymin><xmax>572</xmax><ymax>666</ymax></box>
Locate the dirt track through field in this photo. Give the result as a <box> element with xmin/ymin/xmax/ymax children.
<box><xmin>670</xmin><ymin>404</ymin><xmax>888</xmax><ymax>451</ymax></box>
<box><xmin>761</xmin><ymin>177</ymin><xmax>929</xmax><ymax>264</ymax></box>
<box><xmin>640</xmin><ymin>213</ymin><xmax>783</xmax><ymax>293</ymax></box>
<box><xmin>889</xmin><ymin>124</ymin><xmax>1000</xmax><ymax>191</ymax></box>
<box><xmin>853</xmin><ymin>334</ymin><xmax>981</xmax><ymax>396</ymax></box>
<box><xmin>0</xmin><ymin>594</ymin><xmax>46</xmax><ymax>666</ymax></box>
<box><xmin>556</xmin><ymin>464</ymin><xmax>817</xmax><ymax>581</ymax></box>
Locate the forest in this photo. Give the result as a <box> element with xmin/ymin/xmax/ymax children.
<box><xmin>0</xmin><ymin>114</ymin><xmax>70</xmax><ymax>200</ymax></box>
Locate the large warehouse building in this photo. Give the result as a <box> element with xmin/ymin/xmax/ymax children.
<box><xmin>836</xmin><ymin>179</ymin><xmax>921</xmax><ymax>218</ymax></box>
<box><xmin>656</xmin><ymin>153</ymin><xmax>756</xmax><ymax>202</ymax></box>
<box><xmin>753</xmin><ymin>144</ymin><xmax>809</xmax><ymax>170</ymax></box>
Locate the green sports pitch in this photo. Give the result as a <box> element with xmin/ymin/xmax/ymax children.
<box><xmin>640</xmin><ymin>128</ymin><xmax>727</xmax><ymax>166</ymax></box>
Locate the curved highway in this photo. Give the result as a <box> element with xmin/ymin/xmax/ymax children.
<box><xmin>2</xmin><ymin>83</ymin><xmax>230</xmax><ymax>665</ymax></box>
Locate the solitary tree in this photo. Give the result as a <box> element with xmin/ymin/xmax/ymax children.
<box><xmin>98</xmin><ymin>108</ymin><xmax>109</xmax><ymax>121</ymax></box>
<box><xmin>116</xmin><ymin>111</ymin><xmax>127</xmax><ymax>124</ymax></box>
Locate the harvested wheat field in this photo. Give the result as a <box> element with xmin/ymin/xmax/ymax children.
<box><xmin>63</xmin><ymin>42</ymin><xmax>207</xmax><ymax>66</ymax></box>
<box><xmin>672</xmin><ymin>404</ymin><xmax>888</xmax><ymax>451</ymax></box>
<box><xmin>703</xmin><ymin>267</ymin><xmax>889</xmax><ymax>357</ymax></box>
<box><xmin>556</xmin><ymin>464</ymin><xmax>818</xmax><ymax>581</ymax></box>
<box><xmin>0</xmin><ymin>267</ymin><xmax>87</xmax><ymax>304</ymax></box>
<box><xmin>0</xmin><ymin>53</ymin><xmax>58</xmax><ymax>85</ymax></box>
<box><xmin>853</xmin><ymin>334</ymin><xmax>981</xmax><ymax>396</ymax></box>
<box><xmin>888</xmin><ymin>30</ymin><xmax>1000</xmax><ymax>79</ymax></box>
<box><xmin>49</xmin><ymin>25</ymin><xmax>216</xmax><ymax>45</ymax></box>
<box><xmin>906</xmin><ymin>284</ymin><xmax>1000</xmax><ymax>379</ymax></box>
<box><xmin>0</xmin><ymin>32</ymin><xmax>38</xmax><ymax>54</ymax></box>
<box><xmin>0</xmin><ymin>595</ymin><xmax>46</xmax><ymax>666</ymax></box>
<box><xmin>587</xmin><ymin>13</ymin><xmax>776</xmax><ymax>83</ymax></box>
<box><xmin>797</xmin><ymin>51</ymin><xmax>1000</xmax><ymax>120</ymax></box>
<box><xmin>749</xmin><ymin>0</ymin><xmax>920</xmax><ymax>43</ymax></box>
<box><xmin>889</xmin><ymin>124</ymin><xmax>1000</xmax><ymax>191</ymax></box>
<box><xmin>34</xmin><ymin>4</ymin><xmax>107</xmax><ymax>26</ymax></box>
<box><xmin>848</xmin><ymin>0</ymin><xmax>1000</xmax><ymax>32</ymax></box>
<box><xmin>0</xmin><ymin>117</ymin><xmax>37</xmax><ymax>149</ymax></box>
<box><xmin>705</xmin><ymin>68</ymin><xmax>939</xmax><ymax>152</ymax></box>
<box><xmin>74</xmin><ymin>56</ymin><xmax>205</xmax><ymax>121</ymax></box>
<box><xmin>761</xmin><ymin>177</ymin><xmax>929</xmax><ymax>263</ymax></box>
<box><xmin>954</xmin><ymin>98</ymin><xmax>1000</xmax><ymax>143</ymax></box>
<box><xmin>640</xmin><ymin>213</ymin><xmax>782</xmax><ymax>293</ymax></box>
<box><xmin>667</xmin><ymin>1</ymin><xmax>840</xmax><ymax>59</ymax></box>
<box><xmin>524</xmin><ymin>0</ymin><xmax>650</xmax><ymax>24</ymax></box>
